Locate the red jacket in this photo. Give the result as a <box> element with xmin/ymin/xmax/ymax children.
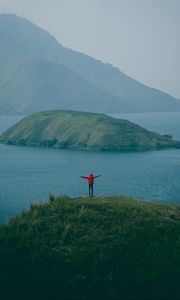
<box><xmin>81</xmin><ymin>174</ymin><xmax>100</xmax><ymax>185</ymax></box>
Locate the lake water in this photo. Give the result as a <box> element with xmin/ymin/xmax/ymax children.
<box><xmin>111</xmin><ymin>112</ymin><xmax>180</xmax><ymax>140</ymax></box>
<box><xmin>0</xmin><ymin>112</ymin><xmax>180</xmax><ymax>223</ymax></box>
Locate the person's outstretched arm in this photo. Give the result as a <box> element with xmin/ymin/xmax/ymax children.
<box><xmin>94</xmin><ymin>175</ymin><xmax>101</xmax><ymax>178</ymax></box>
<box><xmin>80</xmin><ymin>176</ymin><xmax>88</xmax><ymax>179</ymax></box>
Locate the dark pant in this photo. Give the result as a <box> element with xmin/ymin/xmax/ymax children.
<box><xmin>89</xmin><ymin>184</ymin><xmax>94</xmax><ymax>197</ymax></box>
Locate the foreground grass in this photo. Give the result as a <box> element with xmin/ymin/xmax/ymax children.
<box><xmin>0</xmin><ymin>196</ymin><xmax>180</xmax><ymax>300</ymax></box>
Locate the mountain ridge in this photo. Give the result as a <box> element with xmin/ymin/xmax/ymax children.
<box><xmin>0</xmin><ymin>59</ymin><xmax>135</xmax><ymax>114</ymax></box>
<box><xmin>0</xmin><ymin>13</ymin><xmax>180</xmax><ymax>114</ymax></box>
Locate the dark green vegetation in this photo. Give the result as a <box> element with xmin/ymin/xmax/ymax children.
<box><xmin>1</xmin><ymin>110</ymin><xmax>180</xmax><ymax>151</ymax></box>
<box><xmin>1</xmin><ymin>14</ymin><xmax>180</xmax><ymax>115</ymax></box>
<box><xmin>0</xmin><ymin>196</ymin><xmax>179</xmax><ymax>300</ymax></box>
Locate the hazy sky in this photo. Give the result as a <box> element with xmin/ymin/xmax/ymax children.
<box><xmin>0</xmin><ymin>0</ymin><xmax>180</xmax><ymax>98</ymax></box>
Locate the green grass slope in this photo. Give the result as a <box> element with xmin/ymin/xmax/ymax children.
<box><xmin>0</xmin><ymin>110</ymin><xmax>180</xmax><ymax>152</ymax></box>
<box><xmin>0</xmin><ymin>196</ymin><xmax>179</xmax><ymax>300</ymax></box>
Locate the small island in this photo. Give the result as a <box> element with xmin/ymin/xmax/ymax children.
<box><xmin>0</xmin><ymin>110</ymin><xmax>180</xmax><ymax>151</ymax></box>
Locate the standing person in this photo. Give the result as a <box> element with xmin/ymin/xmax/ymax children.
<box><xmin>80</xmin><ymin>173</ymin><xmax>101</xmax><ymax>197</ymax></box>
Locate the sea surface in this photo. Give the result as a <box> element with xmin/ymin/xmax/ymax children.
<box><xmin>0</xmin><ymin>112</ymin><xmax>180</xmax><ymax>223</ymax></box>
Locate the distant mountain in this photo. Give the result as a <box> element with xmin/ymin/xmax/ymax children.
<box><xmin>0</xmin><ymin>14</ymin><xmax>180</xmax><ymax>115</ymax></box>
<box><xmin>1</xmin><ymin>110</ymin><xmax>179</xmax><ymax>151</ymax></box>
<box><xmin>0</xmin><ymin>59</ymin><xmax>133</xmax><ymax>114</ymax></box>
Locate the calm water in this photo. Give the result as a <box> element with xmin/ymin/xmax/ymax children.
<box><xmin>0</xmin><ymin>113</ymin><xmax>180</xmax><ymax>223</ymax></box>
<box><xmin>111</xmin><ymin>112</ymin><xmax>180</xmax><ymax>140</ymax></box>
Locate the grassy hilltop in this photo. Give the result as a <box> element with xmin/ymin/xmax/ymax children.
<box><xmin>0</xmin><ymin>196</ymin><xmax>179</xmax><ymax>300</ymax></box>
<box><xmin>1</xmin><ymin>110</ymin><xmax>180</xmax><ymax>151</ymax></box>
